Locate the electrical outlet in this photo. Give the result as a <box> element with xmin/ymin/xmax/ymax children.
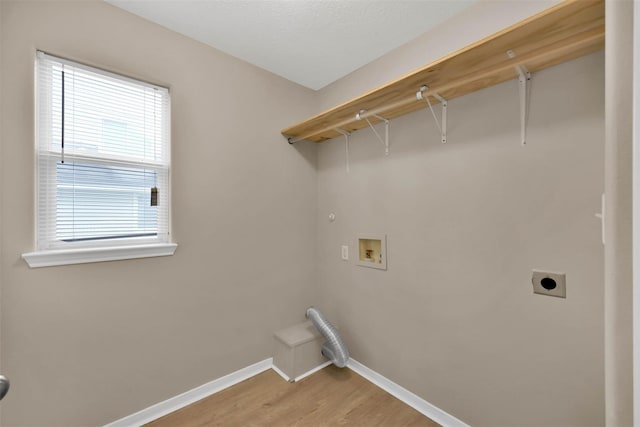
<box><xmin>341</xmin><ymin>245</ymin><xmax>349</xmax><ymax>261</ymax></box>
<box><xmin>531</xmin><ymin>270</ymin><xmax>566</xmax><ymax>298</ymax></box>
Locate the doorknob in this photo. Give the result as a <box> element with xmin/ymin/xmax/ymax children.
<box><xmin>0</xmin><ymin>375</ymin><xmax>9</xmax><ymax>400</ymax></box>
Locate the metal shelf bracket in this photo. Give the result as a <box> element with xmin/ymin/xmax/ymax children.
<box><xmin>356</xmin><ymin>110</ymin><xmax>390</xmax><ymax>155</ymax></box>
<box><xmin>515</xmin><ymin>65</ymin><xmax>531</xmax><ymax>146</ymax></box>
<box><xmin>335</xmin><ymin>128</ymin><xmax>351</xmax><ymax>173</ymax></box>
<box><xmin>507</xmin><ymin>50</ymin><xmax>532</xmax><ymax>145</ymax></box>
<box><xmin>417</xmin><ymin>86</ymin><xmax>448</xmax><ymax>143</ymax></box>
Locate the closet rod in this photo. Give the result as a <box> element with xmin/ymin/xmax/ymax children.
<box><xmin>286</xmin><ymin>27</ymin><xmax>603</xmax><ymax>144</ymax></box>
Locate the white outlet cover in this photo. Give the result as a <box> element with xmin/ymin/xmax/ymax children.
<box><xmin>532</xmin><ymin>270</ymin><xmax>566</xmax><ymax>298</ymax></box>
<box><xmin>341</xmin><ymin>245</ymin><xmax>349</xmax><ymax>261</ymax></box>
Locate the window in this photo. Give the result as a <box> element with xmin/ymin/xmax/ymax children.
<box><xmin>22</xmin><ymin>52</ymin><xmax>176</xmax><ymax>267</ymax></box>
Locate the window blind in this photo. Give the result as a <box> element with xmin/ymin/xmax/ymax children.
<box><xmin>35</xmin><ymin>51</ymin><xmax>170</xmax><ymax>250</ymax></box>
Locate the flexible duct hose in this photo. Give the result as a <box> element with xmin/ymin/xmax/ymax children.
<box><xmin>306</xmin><ymin>307</ymin><xmax>349</xmax><ymax>368</ymax></box>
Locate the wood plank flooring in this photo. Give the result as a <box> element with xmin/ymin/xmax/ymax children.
<box><xmin>147</xmin><ymin>365</ymin><xmax>440</xmax><ymax>426</ymax></box>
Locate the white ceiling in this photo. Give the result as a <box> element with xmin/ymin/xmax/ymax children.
<box><xmin>106</xmin><ymin>0</ymin><xmax>479</xmax><ymax>90</ymax></box>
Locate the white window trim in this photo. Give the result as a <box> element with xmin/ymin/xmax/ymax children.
<box><xmin>23</xmin><ymin>52</ymin><xmax>177</xmax><ymax>267</ymax></box>
<box><xmin>22</xmin><ymin>243</ymin><xmax>177</xmax><ymax>268</ymax></box>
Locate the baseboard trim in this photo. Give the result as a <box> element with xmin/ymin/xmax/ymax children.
<box><xmin>105</xmin><ymin>357</ymin><xmax>468</xmax><ymax>427</ymax></box>
<box><xmin>271</xmin><ymin>363</ymin><xmax>292</xmax><ymax>382</ymax></box>
<box><xmin>294</xmin><ymin>360</ymin><xmax>332</xmax><ymax>382</ymax></box>
<box><xmin>272</xmin><ymin>360</ymin><xmax>333</xmax><ymax>383</ymax></box>
<box><xmin>347</xmin><ymin>358</ymin><xmax>470</xmax><ymax>427</ymax></box>
<box><xmin>104</xmin><ymin>358</ymin><xmax>273</xmax><ymax>427</ymax></box>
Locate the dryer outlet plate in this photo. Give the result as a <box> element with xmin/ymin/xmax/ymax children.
<box><xmin>532</xmin><ymin>270</ymin><xmax>566</xmax><ymax>298</ymax></box>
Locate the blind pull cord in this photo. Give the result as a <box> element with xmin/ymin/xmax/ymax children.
<box><xmin>61</xmin><ymin>70</ymin><xmax>65</xmax><ymax>164</ymax></box>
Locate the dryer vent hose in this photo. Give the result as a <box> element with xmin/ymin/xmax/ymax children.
<box><xmin>306</xmin><ymin>306</ymin><xmax>349</xmax><ymax>368</ymax></box>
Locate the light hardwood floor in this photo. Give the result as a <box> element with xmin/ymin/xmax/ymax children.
<box><xmin>147</xmin><ymin>365</ymin><xmax>440</xmax><ymax>426</ymax></box>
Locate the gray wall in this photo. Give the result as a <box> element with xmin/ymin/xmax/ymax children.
<box><xmin>315</xmin><ymin>51</ymin><xmax>605</xmax><ymax>426</ymax></box>
<box><xmin>0</xmin><ymin>1</ymin><xmax>317</xmax><ymax>425</ymax></box>
<box><xmin>0</xmin><ymin>0</ymin><xmax>611</xmax><ymax>426</ymax></box>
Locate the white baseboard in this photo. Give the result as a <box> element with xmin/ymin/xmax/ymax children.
<box><xmin>271</xmin><ymin>363</ymin><xmax>292</xmax><ymax>382</ymax></box>
<box><xmin>272</xmin><ymin>360</ymin><xmax>333</xmax><ymax>383</ymax></box>
<box><xmin>105</xmin><ymin>357</ymin><xmax>468</xmax><ymax>427</ymax></box>
<box><xmin>294</xmin><ymin>360</ymin><xmax>332</xmax><ymax>382</ymax></box>
<box><xmin>104</xmin><ymin>358</ymin><xmax>273</xmax><ymax>427</ymax></box>
<box><xmin>347</xmin><ymin>358</ymin><xmax>470</xmax><ymax>427</ymax></box>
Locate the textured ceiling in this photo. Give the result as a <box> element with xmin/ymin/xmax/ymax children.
<box><xmin>106</xmin><ymin>0</ymin><xmax>479</xmax><ymax>90</ymax></box>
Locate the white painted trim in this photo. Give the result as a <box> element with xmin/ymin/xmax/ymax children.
<box><xmin>104</xmin><ymin>357</ymin><xmax>467</xmax><ymax>427</ymax></box>
<box><xmin>103</xmin><ymin>358</ymin><xmax>272</xmax><ymax>427</ymax></box>
<box><xmin>347</xmin><ymin>358</ymin><xmax>470</xmax><ymax>427</ymax></box>
<box><xmin>22</xmin><ymin>243</ymin><xmax>177</xmax><ymax>268</ymax></box>
<box><xmin>294</xmin><ymin>360</ymin><xmax>332</xmax><ymax>382</ymax></box>
<box><xmin>633</xmin><ymin>1</ymin><xmax>640</xmax><ymax>424</ymax></box>
<box><xmin>272</xmin><ymin>361</ymin><xmax>333</xmax><ymax>383</ymax></box>
<box><xmin>271</xmin><ymin>364</ymin><xmax>291</xmax><ymax>382</ymax></box>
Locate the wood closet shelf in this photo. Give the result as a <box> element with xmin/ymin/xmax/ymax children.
<box><xmin>281</xmin><ymin>0</ymin><xmax>604</xmax><ymax>143</ymax></box>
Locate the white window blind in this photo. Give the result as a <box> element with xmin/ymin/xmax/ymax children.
<box><xmin>35</xmin><ymin>51</ymin><xmax>171</xmax><ymax>251</ymax></box>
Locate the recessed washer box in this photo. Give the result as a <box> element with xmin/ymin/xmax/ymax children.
<box><xmin>532</xmin><ymin>270</ymin><xmax>566</xmax><ymax>298</ymax></box>
<box><xmin>357</xmin><ymin>234</ymin><xmax>387</xmax><ymax>270</ymax></box>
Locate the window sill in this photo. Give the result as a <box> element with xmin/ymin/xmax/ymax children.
<box><xmin>22</xmin><ymin>243</ymin><xmax>177</xmax><ymax>268</ymax></box>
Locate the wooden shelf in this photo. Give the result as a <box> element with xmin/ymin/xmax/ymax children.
<box><xmin>281</xmin><ymin>0</ymin><xmax>604</xmax><ymax>143</ymax></box>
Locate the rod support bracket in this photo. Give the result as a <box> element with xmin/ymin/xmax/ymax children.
<box><xmin>335</xmin><ymin>128</ymin><xmax>351</xmax><ymax>173</ymax></box>
<box><xmin>515</xmin><ymin>65</ymin><xmax>531</xmax><ymax>146</ymax></box>
<box><xmin>432</xmin><ymin>93</ymin><xmax>448</xmax><ymax>144</ymax></box>
<box><xmin>507</xmin><ymin>51</ymin><xmax>532</xmax><ymax>146</ymax></box>
<box><xmin>356</xmin><ymin>110</ymin><xmax>390</xmax><ymax>155</ymax></box>
<box><xmin>416</xmin><ymin>85</ymin><xmax>428</xmax><ymax>100</ymax></box>
<box><xmin>418</xmin><ymin>85</ymin><xmax>448</xmax><ymax>143</ymax></box>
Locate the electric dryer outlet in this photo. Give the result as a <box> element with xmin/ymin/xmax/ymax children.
<box><xmin>531</xmin><ymin>270</ymin><xmax>566</xmax><ymax>298</ymax></box>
